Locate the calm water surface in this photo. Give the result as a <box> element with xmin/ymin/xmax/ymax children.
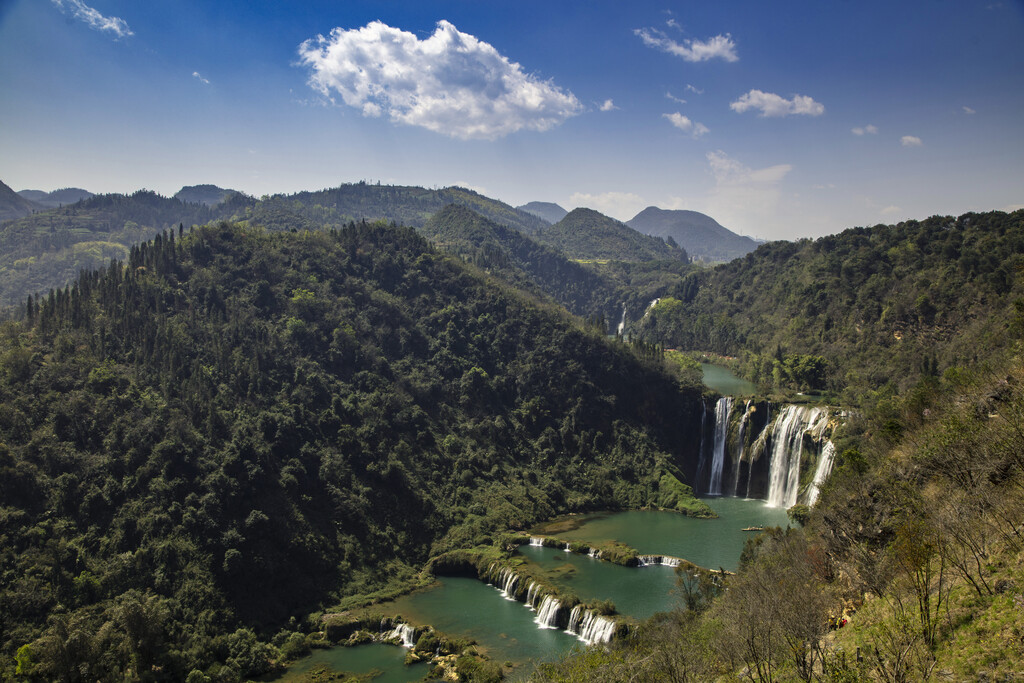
<box><xmin>272</xmin><ymin>643</ymin><xmax>429</xmax><ymax>682</ymax></box>
<box><xmin>516</xmin><ymin>544</ymin><xmax>680</xmax><ymax>620</ymax></box>
<box><xmin>285</xmin><ymin>502</ymin><xmax>788</xmax><ymax>679</ymax></box>
<box><xmin>383</xmin><ymin>575</ymin><xmax>580</xmax><ymax>674</ymax></box>
<box><xmin>555</xmin><ymin>498</ymin><xmax>790</xmax><ymax>572</ymax></box>
<box><xmin>700</xmin><ymin>363</ymin><xmax>759</xmax><ymax>396</ymax></box>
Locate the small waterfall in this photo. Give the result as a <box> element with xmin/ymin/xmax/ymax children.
<box><xmin>495</xmin><ymin>567</ymin><xmax>519</xmax><ymax>600</ymax></box>
<box><xmin>806</xmin><ymin>440</ymin><xmax>836</xmax><ymax>506</ymax></box>
<box><xmin>383</xmin><ymin>623</ymin><xmax>416</xmax><ymax>648</ymax></box>
<box><xmin>564</xmin><ymin>542</ymin><xmax>571</xmax><ymax>552</ymax></box>
<box><xmin>766</xmin><ymin>406</ymin><xmax>826</xmax><ymax>508</ymax></box>
<box><xmin>730</xmin><ymin>400</ymin><xmax>753</xmax><ymax>496</ymax></box>
<box><xmin>529</xmin><ymin>537</ymin><xmax>544</xmax><ymax>547</ymax></box>
<box><xmin>588</xmin><ymin>548</ymin><xmax>602</xmax><ymax>559</ymax></box>
<box><xmin>642</xmin><ymin>298</ymin><xmax>660</xmax><ymax>318</ymax></box>
<box><xmin>566</xmin><ymin>606</ymin><xmax>616</xmax><ymax>645</ymax></box>
<box><xmin>616</xmin><ymin>305</ymin><xmax>627</xmax><ymax>335</ymax></box>
<box><xmin>534</xmin><ymin>596</ymin><xmax>561</xmax><ymax>629</ymax></box>
<box><xmin>661</xmin><ymin>556</ymin><xmax>681</xmax><ymax>568</ymax></box>
<box><xmin>637</xmin><ymin>555</ymin><xmax>660</xmax><ymax>567</ymax></box>
<box><xmin>708</xmin><ymin>397</ymin><xmax>734</xmax><ymax>495</ymax></box>
<box><xmin>525</xmin><ymin>581</ymin><xmax>540</xmax><ymax>610</ymax></box>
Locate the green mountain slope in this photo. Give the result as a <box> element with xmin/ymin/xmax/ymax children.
<box><xmin>421</xmin><ymin>204</ymin><xmax>624</xmax><ymax>320</ymax></box>
<box><xmin>0</xmin><ymin>179</ymin><xmax>41</xmax><ymax>223</ymax></box>
<box><xmin>536</xmin><ymin>208</ymin><xmax>689</xmax><ymax>263</ymax></box>
<box><xmin>639</xmin><ymin>210</ymin><xmax>1024</xmax><ymax>397</ymax></box>
<box><xmin>627</xmin><ymin>206</ymin><xmax>757</xmax><ymax>263</ymax></box>
<box><xmin>0</xmin><ymin>190</ymin><xmax>248</xmax><ymax>307</ymax></box>
<box><xmin>0</xmin><ymin>220</ymin><xmax>704</xmax><ymax>680</ymax></box>
<box><xmin>275</xmin><ymin>183</ymin><xmax>549</xmax><ymax>234</ymax></box>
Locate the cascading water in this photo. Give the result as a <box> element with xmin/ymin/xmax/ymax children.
<box><xmin>730</xmin><ymin>400</ymin><xmax>753</xmax><ymax>496</ymax></box>
<box><xmin>534</xmin><ymin>596</ymin><xmax>561</xmax><ymax>629</ymax></box>
<box><xmin>566</xmin><ymin>606</ymin><xmax>616</xmax><ymax>645</ymax></box>
<box><xmin>525</xmin><ymin>581</ymin><xmax>540</xmax><ymax>610</ymax></box>
<box><xmin>529</xmin><ymin>537</ymin><xmax>544</xmax><ymax>547</ymax></box>
<box><xmin>637</xmin><ymin>555</ymin><xmax>659</xmax><ymax>567</ymax></box>
<box><xmin>616</xmin><ymin>305</ymin><xmax>627</xmax><ymax>336</ymax></box>
<box><xmin>765</xmin><ymin>406</ymin><xmax>826</xmax><ymax>508</ymax></box>
<box><xmin>495</xmin><ymin>567</ymin><xmax>519</xmax><ymax>600</ymax></box>
<box><xmin>707</xmin><ymin>397</ymin><xmax>734</xmax><ymax>495</ymax></box>
<box><xmin>383</xmin><ymin>623</ymin><xmax>416</xmax><ymax>648</ymax></box>
<box><xmin>806</xmin><ymin>440</ymin><xmax>836</xmax><ymax>506</ymax></box>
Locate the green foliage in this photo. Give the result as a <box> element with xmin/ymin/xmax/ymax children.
<box><xmin>0</xmin><ymin>220</ymin><xmax>705</xmax><ymax>678</ymax></box>
<box><xmin>534</xmin><ymin>208</ymin><xmax>689</xmax><ymax>263</ymax></box>
<box><xmin>637</xmin><ymin>210</ymin><xmax>1024</xmax><ymax>403</ymax></box>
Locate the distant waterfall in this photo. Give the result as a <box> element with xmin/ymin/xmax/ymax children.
<box><xmin>730</xmin><ymin>400</ymin><xmax>753</xmax><ymax>496</ymax></box>
<box><xmin>529</xmin><ymin>537</ymin><xmax>544</xmax><ymax>547</ymax></box>
<box><xmin>707</xmin><ymin>397</ymin><xmax>734</xmax><ymax>495</ymax></box>
<box><xmin>616</xmin><ymin>305</ymin><xmax>627</xmax><ymax>335</ymax></box>
<box><xmin>637</xmin><ymin>555</ymin><xmax>682</xmax><ymax>568</ymax></box>
<box><xmin>806</xmin><ymin>440</ymin><xmax>836</xmax><ymax>506</ymax></box>
<box><xmin>566</xmin><ymin>606</ymin><xmax>616</xmax><ymax>645</ymax></box>
<box><xmin>765</xmin><ymin>406</ymin><xmax>827</xmax><ymax>508</ymax></box>
<box><xmin>642</xmin><ymin>298</ymin><xmax>660</xmax><ymax>318</ymax></box>
<box><xmin>534</xmin><ymin>596</ymin><xmax>561</xmax><ymax>629</ymax></box>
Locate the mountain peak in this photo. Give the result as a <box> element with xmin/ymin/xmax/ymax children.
<box><xmin>516</xmin><ymin>201</ymin><xmax>568</xmax><ymax>224</ymax></box>
<box><xmin>627</xmin><ymin>207</ymin><xmax>756</xmax><ymax>262</ymax></box>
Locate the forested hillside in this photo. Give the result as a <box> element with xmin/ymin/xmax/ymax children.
<box><xmin>0</xmin><ymin>184</ymin><xmax>550</xmax><ymax>308</ymax></box>
<box><xmin>0</xmin><ymin>221</ymin><xmax>705</xmax><ymax>681</ymax></box>
<box><xmin>0</xmin><ymin>191</ymin><xmax>249</xmax><ymax>307</ymax></box>
<box><xmin>421</xmin><ymin>204</ymin><xmax>623</xmax><ymax>320</ymax></box>
<box><xmin>639</xmin><ymin>210</ymin><xmax>1024</xmax><ymax>398</ymax></box>
<box><xmin>535</xmin><ymin>208</ymin><xmax>688</xmax><ymax>263</ymax></box>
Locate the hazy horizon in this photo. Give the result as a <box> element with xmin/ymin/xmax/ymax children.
<box><xmin>2</xmin><ymin>0</ymin><xmax>1022</xmax><ymax>240</ymax></box>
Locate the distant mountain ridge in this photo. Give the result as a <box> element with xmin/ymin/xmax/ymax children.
<box><xmin>536</xmin><ymin>207</ymin><xmax>688</xmax><ymax>263</ymax></box>
<box><xmin>174</xmin><ymin>184</ymin><xmax>237</xmax><ymax>206</ymax></box>
<box><xmin>627</xmin><ymin>206</ymin><xmax>757</xmax><ymax>263</ymax></box>
<box><xmin>517</xmin><ymin>201</ymin><xmax>568</xmax><ymax>224</ymax></box>
<box><xmin>17</xmin><ymin>187</ymin><xmax>94</xmax><ymax>208</ymax></box>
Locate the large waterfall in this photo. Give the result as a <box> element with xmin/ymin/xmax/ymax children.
<box><xmin>707</xmin><ymin>397</ymin><xmax>734</xmax><ymax>495</ymax></box>
<box><xmin>699</xmin><ymin>400</ymin><xmax>838</xmax><ymax>507</ymax></box>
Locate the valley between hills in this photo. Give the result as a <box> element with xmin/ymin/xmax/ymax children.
<box><xmin>1</xmin><ymin>179</ymin><xmax>1023</xmax><ymax>682</ymax></box>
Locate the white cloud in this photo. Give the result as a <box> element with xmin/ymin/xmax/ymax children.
<box><xmin>686</xmin><ymin>84</ymin><xmax>704</xmax><ymax>94</ymax></box>
<box><xmin>666</xmin><ymin>18</ymin><xmax>682</xmax><ymax>31</ymax></box>
<box><xmin>52</xmin><ymin>0</ymin><xmax>132</xmax><ymax>38</ymax></box>
<box><xmin>599</xmin><ymin>99</ymin><xmax>618</xmax><ymax>112</ymax></box>
<box><xmin>881</xmin><ymin>205</ymin><xmax>903</xmax><ymax>215</ymax></box>
<box><xmin>568</xmin><ymin>191</ymin><xmax>646</xmax><ymax>221</ymax></box>
<box><xmin>665</xmin><ymin>91</ymin><xmax>687</xmax><ymax>105</ymax></box>
<box><xmin>963</xmin><ymin>106</ymin><xmax>976</xmax><ymax>114</ymax></box>
<box><xmin>634</xmin><ymin>28</ymin><xmax>738</xmax><ymax>63</ymax></box>
<box><xmin>702</xmin><ymin>151</ymin><xmax>792</xmax><ymax>233</ymax></box>
<box><xmin>852</xmin><ymin>124</ymin><xmax>878</xmax><ymax>135</ymax></box>
<box><xmin>663</xmin><ymin>112</ymin><xmax>709</xmax><ymax>138</ymax></box>
<box><xmin>298</xmin><ymin>20</ymin><xmax>583</xmax><ymax>140</ymax></box>
<box><xmin>193</xmin><ymin>72</ymin><xmax>210</xmax><ymax>85</ymax></box>
<box><xmin>901</xmin><ymin>135</ymin><xmax>923</xmax><ymax>147</ymax></box>
<box><xmin>730</xmin><ymin>89</ymin><xmax>824</xmax><ymax>117</ymax></box>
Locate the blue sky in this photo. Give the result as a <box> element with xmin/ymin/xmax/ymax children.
<box><xmin>1</xmin><ymin>0</ymin><xmax>1022</xmax><ymax>239</ymax></box>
